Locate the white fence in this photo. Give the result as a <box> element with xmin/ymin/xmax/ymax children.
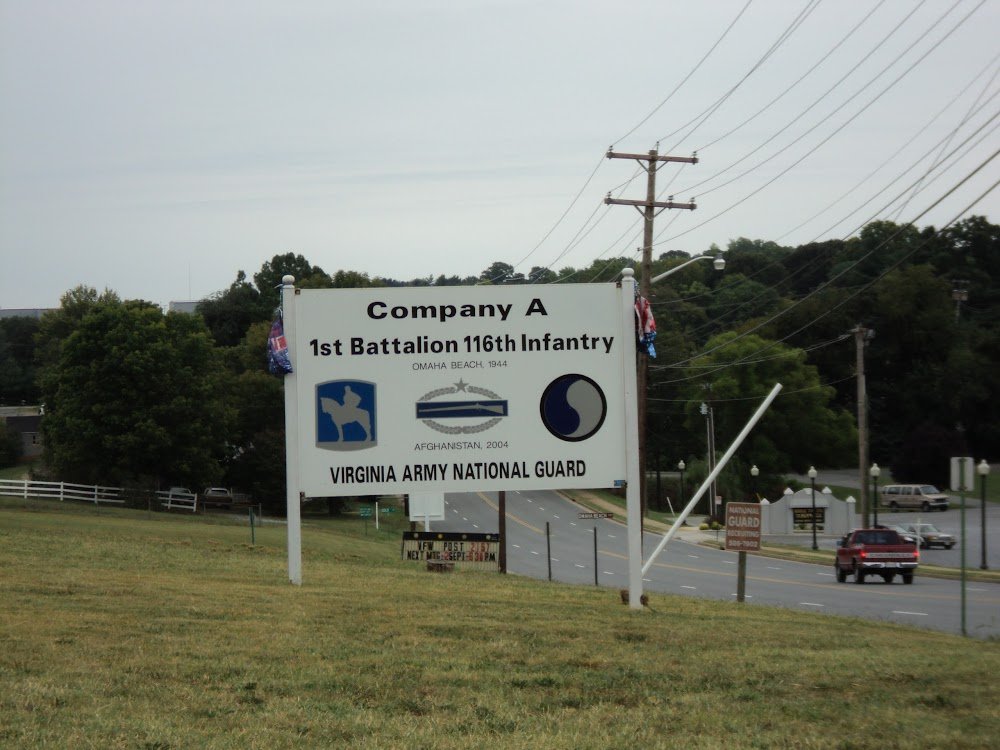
<box><xmin>156</xmin><ymin>490</ymin><xmax>198</xmax><ymax>512</ymax></box>
<box><xmin>0</xmin><ymin>479</ymin><xmax>197</xmax><ymax>512</ymax></box>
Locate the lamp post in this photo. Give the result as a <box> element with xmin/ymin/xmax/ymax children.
<box><xmin>870</xmin><ymin>463</ymin><xmax>881</xmax><ymax>528</ymax></box>
<box><xmin>750</xmin><ymin>465</ymin><xmax>759</xmax><ymax>502</ymax></box>
<box><xmin>808</xmin><ymin>466</ymin><xmax>818</xmax><ymax>550</ymax></box>
<box><xmin>978</xmin><ymin>460</ymin><xmax>990</xmax><ymax>570</ymax></box>
<box><xmin>700</xmin><ymin>402</ymin><xmax>716</xmax><ymax>517</ymax></box>
<box><xmin>677</xmin><ymin>460</ymin><xmax>686</xmax><ymax>510</ymax></box>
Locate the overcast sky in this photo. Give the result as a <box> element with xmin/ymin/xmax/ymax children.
<box><xmin>2</xmin><ymin>0</ymin><xmax>998</xmax><ymax>310</ymax></box>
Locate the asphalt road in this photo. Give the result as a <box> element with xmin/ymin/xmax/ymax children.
<box><xmin>431</xmin><ymin>489</ymin><xmax>1000</xmax><ymax>639</ymax></box>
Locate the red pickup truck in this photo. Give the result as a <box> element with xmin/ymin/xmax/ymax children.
<box><xmin>835</xmin><ymin>529</ymin><xmax>919</xmax><ymax>585</ymax></box>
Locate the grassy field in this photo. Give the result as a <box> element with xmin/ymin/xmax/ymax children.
<box><xmin>2</xmin><ymin>497</ymin><xmax>999</xmax><ymax>749</ymax></box>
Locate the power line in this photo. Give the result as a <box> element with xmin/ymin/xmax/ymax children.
<box><xmin>657</xmin><ymin>148</ymin><xmax>1000</xmax><ymax>384</ymax></box>
<box><xmin>653</xmin><ymin>0</ymin><xmax>986</xmax><ymax>249</ymax></box>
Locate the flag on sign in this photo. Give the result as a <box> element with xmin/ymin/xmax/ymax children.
<box><xmin>634</xmin><ymin>293</ymin><xmax>657</xmax><ymax>358</ymax></box>
<box><xmin>267</xmin><ymin>309</ymin><xmax>293</xmax><ymax>375</ymax></box>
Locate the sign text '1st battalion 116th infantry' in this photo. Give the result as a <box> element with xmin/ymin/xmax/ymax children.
<box><xmin>287</xmin><ymin>284</ymin><xmax>630</xmax><ymax>497</ymax></box>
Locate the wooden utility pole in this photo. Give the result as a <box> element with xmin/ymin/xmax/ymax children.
<box><xmin>853</xmin><ymin>324</ymin><xmax>873</xmax><ymax>526</ymax></box>
<box><xmin>605</xmin><ymin>146</ymin><xmax>697</xmax><ymax>529</ymax></box>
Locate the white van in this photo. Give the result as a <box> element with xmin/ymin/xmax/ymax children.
<box><xmin>879</xmin><ymin>484</ymin><xmax>950</xmax><ymax>512</ymax></box>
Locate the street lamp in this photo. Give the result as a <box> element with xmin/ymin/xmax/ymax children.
<box><xmin>677</xmin><ymin>460</ymin><xmax>686</xmax><ymax>509</ymax></box>
<box><xmin>649</xmin><ymin>254</ymin><xmax>725</xmax><ymax>284</ymax></box>
<box><xmin>808</xmin><ymin>466</ymin><xmax>818</xmax><ymax>550</ymax></box>
<box><xmin>750</xmin><ymin>465</ymin><xmax>759</xmax><ymax>502</ymax></box>
<box><xmin>870</xmin><ymin>463</ymin><xmax>881</xmax><ymax>528</ymax></box>
<box><xmin>978</xmin><ymin>460</ymin><xmax>990</xmax><ymax>570</ymax></box>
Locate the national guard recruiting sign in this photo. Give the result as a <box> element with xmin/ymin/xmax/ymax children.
<box><xmin>283</xmin><ymin>282</ymin><xmax>632</xmax><ymax>497</ymax></box>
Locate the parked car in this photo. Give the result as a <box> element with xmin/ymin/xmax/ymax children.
<box><xmin>879</xmin><ymin>484</ymin><xmax>950</xmax><ymax>512</ymax></box>
<box><xmin>166</xmin><ymin>486</ymin><xmax>193</xmax><ymax>498</ymax></box>
<box><xmin>899</xmin><ymin>523</ymin><xmax>956</xmax><ymax>550</ymax></box>
<box><xmin>201</xmin><ymin>487</ymin><xmax>233</xmax><ymax>508</ymax></box>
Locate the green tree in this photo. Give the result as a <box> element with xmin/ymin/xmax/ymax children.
<box><xmin>664</xmin><ymin>332</ymin><xmax>855</xmax><ymax>494</ymax></box>
<box><xmin>528</xmin><ymin>266</ymin><xmax>557</xmax><ymax>284</ymax></box>
<box><xmin>197</xmin><ymin>271</ymin><xmax>264</xmax><ymax>348</ymax></box>
<box><xmin>217</xmin><ymin>321</ymin><xmax>287</xmax><ymax>512</ymax></box>
<box><xmin>479</xmin><ymin>262</ymin><xmax>524</xmax><ymax>285</ymax></box>
<box><xmin>253</xmin><ymin>252</ymin><xmax>328</xmax><ymax>309</ymax></box>
<box><xmin>0</xmin><ymin>316</ymin><xmax>40</xmax><ymax>405</ymax></box>
<box><xmin>35</xmin><ymin>286</ymin><xmax>121</xmax><ymax>372</ymax></box>
<box><xmin>39</xmin><ymin>299</ymin><xmax>229</xmax><ymax>489</ymax></box>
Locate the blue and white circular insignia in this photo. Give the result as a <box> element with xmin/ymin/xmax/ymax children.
<box><xmin>539</xmin><ymin>374</ymin><xmax>607</xmax><ymax>442</ymax></box>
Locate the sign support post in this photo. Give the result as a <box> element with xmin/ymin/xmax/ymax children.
<box><xmin>282</xmin><ymin>276</ymin><xmax>303</xmax><ymax>586</ymax></box>
<box><xmin>726</xmin><ymin>502</ymin><xmax>762</xmax><ymax>603</ymax></box>
<box><xmin>620</xmin><ymin>269</ymin><xmax>643</xmax><ymax>609</ymax></box>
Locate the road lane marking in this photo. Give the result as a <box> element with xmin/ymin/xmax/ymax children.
<box><xmin>800</xmin><ymin>602</ymin><xmax>824</xmax><ymax>608</ymax></box>
<box><xmin>575</xmin><ymin>564</ymin><xmax>585</xmax><ymax>568</ymax></box>
<box><xmin>892</xmin><ymin>611</ymin><xmax>928</xmax><ymax>616</ymax></box>
<box><xmin>599</xmin><ymin>549</ymin><xmax>1000</xmax><ymax>602</ymax></box>
<box><xmin>531</xmin><ymin>550</ymin><xmax>539</xmax><ymax>555</ymax></box>
<box><xmin>681</xmin><ymin>585</ymin><xmax>696</xmax><ymax>590</ymax></box>
<box><xmin>476</xmin><ymin>492</ymin><xmax>543</xmax><ymax>533</ymax></box>
<box><xmin>723</xmin><ymin>560</ymin><xmax>736</xmax><ymax>565</ymax></box>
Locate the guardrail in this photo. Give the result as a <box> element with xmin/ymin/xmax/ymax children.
<box><xmin>0</xmin><ymin>479</ymin><xmax>124</xmax><ymax>505</ymax></box>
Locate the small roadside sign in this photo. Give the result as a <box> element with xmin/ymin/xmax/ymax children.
<box><xmin>359</xmin><ymin>506</ymin><xmax>373</xmax><ymax>518</ymax></box>
<box><xmin>578</xmin><ymin>512</ymin><xmax>614</xmax><ymax>520</ymax></box>
<box><xmin>725</xmin><ymin>503</ymin><xmax>761</xmax><ymax>551</ymax></box>
<box><xmin>726</xmin><ymin>502</ymin><xmax>762</xmax><ymax>605</ymax></box>
<box><xmin>381</xmin><ymin>506</ymin><xmax>396</xmax><ymax>514</ymax></box>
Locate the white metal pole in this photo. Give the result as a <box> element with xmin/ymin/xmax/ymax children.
<box><xmin>282</xmin><ymin>276</ymin><xmax>303</xmax><ymax>586</ymax></box>
<box><xmin>642</xmin><ymin>383</ymin><xmax>783</xmax><ymax>576</ymax></box>
<box><xmin>620</xmin><ymin>269</ymin><xmax>643</xmax><ymax>609</ymax></box>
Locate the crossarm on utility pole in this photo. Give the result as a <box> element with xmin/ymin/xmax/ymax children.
<box><xmin>641</xmin><ymin>383</ymin><xmax>783</xmax><ymax>576</ymax></box>
<box><xmin>605</xmin><ymin>197</ymin><xmax>697</xmax><ymax>210</ymax></box>
<box><xmin>607</xmin><ymin>149</ymin><xmax>698</xmax><ymax>164</ymax></box>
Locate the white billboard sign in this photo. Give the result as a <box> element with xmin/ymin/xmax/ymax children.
<box><xmin>284</xmin><ymin>283</ymin><xmax>632</xmax><ymax>497</ymax></box>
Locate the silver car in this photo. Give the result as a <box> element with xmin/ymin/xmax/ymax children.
<box><xmin>900</xmin><ymin>523</ymin><xmax>956</xmax><ymax>550</ymax></box>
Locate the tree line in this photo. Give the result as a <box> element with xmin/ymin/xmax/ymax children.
<box><xmin>1</xmin><ymin>216</ymin><xmax>996</xmax><ymax>512</ymax></box>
